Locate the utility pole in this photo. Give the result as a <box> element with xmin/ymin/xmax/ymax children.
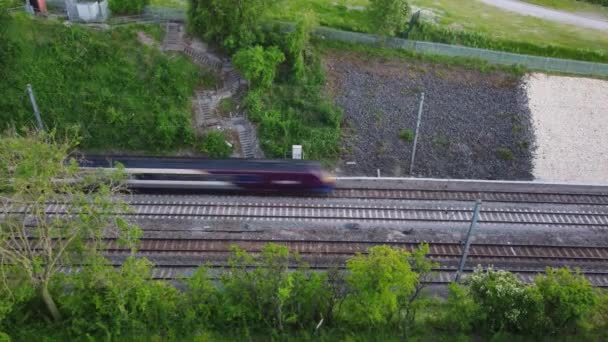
<box><xmin>409</xmin><ymin>92</ymin><xmax>425</xmax><ymax>175</ymax></box>
<box><xmin>27</xmin><ymin>84</ymin><xmax>44</xmax><ymax>131</ymax></box>
<box><xmin>455</xmin><ymin>199</ymin><xmax>482</xmax><ymax>283</ymax></box>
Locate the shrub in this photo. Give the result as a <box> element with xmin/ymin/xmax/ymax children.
<box><xmin>188</xmin><ymin>0</ymin><xmax>272</xmax><ymax>51</ymax></box>
<box><xmin>181</xmin><ymin>267</ymin><xmax>220</xmax><ymax>331</ymax></box>
<box><xmin>532</xmin><ymin>268</ymin><xmax>597</xmax><ymax>335</ymax></box>
<box><xmin>466</xmin><ymin>266</ymin><xmax>541</xmax><ymax>333</ymax></box>
<box><xmin>199</xmin><ymin>131</ymin><xmax>232</xmax><ymax>158</ymax></box>
<box><xmin>439</xmin><ymin>283</ymin><xmax>479</xmax><ymax>333</ymax></box>
<box><xmin>368</xmin><ymin>0</ymin><xmax>411</xmax><ymax>36</ymax></box>
<box><xmin>233</xmin><ymin>45</ymin><xmax>285</xmax><ymax>89</ymax></box>
<box><xmin>218</xmin><ymin>244</ymin><xmax>332</xmax><ymax>333</ymax></box>
<box><xmin>108</xmin><ymin>0</ymin><xmax>149</xmax><ymax>15</ymax></box>
<box><xmin>340</xmin><ymin>245</ymin><xmax>418</xmax><ymax>328</ymax></box>
<box><xmin>60</xmin><ymin>257</ymin><xmax>181</xmax><ymax>338</ymax></box>
<box><xmin>399</xmin><ymin>128</ymin><xmax>414</xmax><ymax>143</ymax></box>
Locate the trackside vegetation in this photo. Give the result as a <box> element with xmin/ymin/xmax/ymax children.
<box><xmin>189</xmin><ymin>0</ymin><xmax>342</xmax><ymax>160</ymax></box>
<box><xmin>0</xmin><ymin>15</ymin><xmax>204</xmax><ymax>152</ymax></box>
<box><xmin>0</xmin><ymin>133</ymin><xmax>607</xmax><ymax>340</ymax></box>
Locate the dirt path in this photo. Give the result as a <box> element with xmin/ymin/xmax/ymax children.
<box><xmin>479</xmin><ymin>0</ymin><xmax>608</xmax><ymax>31</ymax></box>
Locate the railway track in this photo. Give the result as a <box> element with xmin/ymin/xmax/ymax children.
<box><xmin>8</xmin><ymin>200</ymin><xmax>608</xmax><ymax>227</ymax></box>
<box><xmin>91</xmin><ymin>238</ymin><xmax>608</xmax><ymax>287</ymax></box>
<box><xmin>102</xmin><ymin>238</ymin><xmax>608</xmax><ymax>260</ymax></box>
<box><xmin>330</xmin><ymin>188</ymin><xmax>608</xmax><ymax>205</ymax></box>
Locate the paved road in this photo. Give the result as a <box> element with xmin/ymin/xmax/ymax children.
<box><xmin>479</xmin><ymin>0</ymin><xmax>608</xmax><ymax>31</ymax></box>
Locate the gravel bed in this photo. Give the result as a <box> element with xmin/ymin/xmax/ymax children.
<box><xmin>525</xmin><ymin>73</ymin><xmax>608</xmax><ymax>183</ymax></box>
<box><xmin>325</xmin><ymin>53</ymin><xmax>534</xmax><ymax>179</ymax></box>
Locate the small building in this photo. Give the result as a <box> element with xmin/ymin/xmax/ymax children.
<box><xmin>65</xmin><ymin>0</ymin><xmax>109</xmax><ymax>22</ymax></box>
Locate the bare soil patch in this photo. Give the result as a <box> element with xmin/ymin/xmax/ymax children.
<box><xmin>325</xmin><ymin>53</ymin><xmax>534</xmax><ymax>179</ymax></box>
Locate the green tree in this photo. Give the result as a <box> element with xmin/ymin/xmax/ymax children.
<box><xmin>0</xmin><ymin>130</ymin><xmax>141</xmax><ymax>322</ymax></box>
<box><xmin>233</xmin><ymin>45</ymin><xmax>285</xmax><ymax>89</ymax></box>
<box><xmin>199</xmin><ymin>131</ymin><xmax>232</xmax><ymax>158</ymax></box>
<box><xmin>402</xmin><ymin>243</ymin><xmax>438</xmax><ymax>338</ymax></box>
<box><xmin>532</xmin><ymin>267</ymin><xmax>597</xmax><ymax>334</ymax></box>
<box><xmin>467</xmin><ymin>266</ymin><xmax>541</xmax><ymax>333</ymax></box>
<box><xmin>188</xmin><ymin>0</ymin><xmax>276</xmax><ymax>51</ymax></box>
<box><xmin>340</xmin><ymin>245</ymin><xmax>418</xmax><ymax>328</ymax></box>
<box><xmin>367</xmin><ymin>0</ymin><xmax>411</xmax><ymax>36</ymax></box>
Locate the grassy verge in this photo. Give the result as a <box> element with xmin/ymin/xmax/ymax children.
<box><xmin>0</xmin><ymin>16</ymin><xmax>206</xmax><ymax>151</ymax></box>
<box><xmin>522</xmin><ymin>0</ymin><xmax>608</xmax><ymax>16</ymax></box>
<box><xmin>268</xmin><ymin>0</ymin><xmax>608</xmax><ymax>62</ymax></box>
<box><xmin>149</xmin><ymin>0</ymin><xmax>187</xmax><ymax>9</ymax></box>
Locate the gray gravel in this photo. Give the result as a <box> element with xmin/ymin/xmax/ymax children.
<box><xmin>326</xmin><ymin>54</ymin><xmax>534</xmax><ymax>180</ymax></box>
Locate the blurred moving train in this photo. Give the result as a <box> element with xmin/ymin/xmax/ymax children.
<box><xmin>78</xmin><ymin>155</ymin><xmax>336</xmax><ymax>193</ymax></box>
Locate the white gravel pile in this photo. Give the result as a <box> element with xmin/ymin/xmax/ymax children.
<box><xmin>525</xmin><ymin>73</ymin><xmax>608</xmax><ymax>183</ymax></box>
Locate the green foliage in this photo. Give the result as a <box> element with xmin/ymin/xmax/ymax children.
<box><xmin>0</xmin><ymin>17</ymin><xmax>200</xmax><ymax>151</ymax></box>
<box><xmin>341</xmin><ymin>245</ymin><xmax>417</xmax><ymax>327</ymax></box>
<box><xmin>218</xmin><ymin>244</ymin><xmax>332</xmax><ymax>333</ymax></box>
<box><xmin>233</xmin><ymin>45</ymin><xmax>285</xmax><ymax>89</ymax></box>
<box><xmin>188</xmin><ymin>0</ymin><xmax>274</xmax><ymax>51</ymax></box>
<box><xmin>399</xmin><ymin>128</ymin><xmax>414</xmax><ymax>143</ymax></box>
<box><xmin>108</xmin><ymin>0</ymin><xmax>149</xmax><ymax>14</ymax></box>
<box><xmin>439</xmin><ymin>283</ymin><xmax>479</xmax><ymax>333</ymax></box>
<box><xmin>579</xmin><ymin>0</ymin><xmax>608</xmax><ymax>6</ymax></box>
<box><xmin>198</xmin><ymin>131</ymin><xmax>232</xmax><ymax>158</ymax></box>
<box><xmin>532</xmin><ymin>268</ymin><xmax>597</xmax><ymax>334</ymax></box>
<box><xmin>368</xmin><ymin>0</ymin><xmax>410</xmax><ymax>36</ymax></box>
<box><xmin>241</xmin><ymin>46</ymin><xmax>342</xmax><ymax>161</ymax></box>
<box><xmin>586</xmin><ymin>291</ymin><xmax>608</xmax><ymax>337</ymax></box>
<box><xmin>60</xmin><ymin>257</ymin><xmax>181</xmax><ymax>338</ymax></box>
<box><xmin>0</xmin><ymin>131</ymin><xmax>141</xmax><ymax>323</ymax></box>
<box><xmin>466</xmin><ymin>266</ymin><xmax>540</xmax><ymax>333</ymax></box>
<box><xmin>181</xmin><ymin>267</ymin><xmax>220</xmax><ymax>331</ymax></box>
<box><xmin>286</xmin><ymin>12</ymin><xmax>317</xmax><ymax>82</ymax></box>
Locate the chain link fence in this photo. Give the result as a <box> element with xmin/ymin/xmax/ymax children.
<box><xmin>314</xmin><ymin>26</ymin><xmax>608</xmax><ymax>77</ymax></box>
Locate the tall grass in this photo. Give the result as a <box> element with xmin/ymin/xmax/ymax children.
<box><xmin>0</xmin><ymin>17</ymin><xmax>204</xmax><ymax>151</ymax></box>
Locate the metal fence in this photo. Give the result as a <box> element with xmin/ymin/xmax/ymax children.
<box><xmin>313</xmin><ymin>26</ymin><xmax>608</xmax><ymax>77</ymax></box>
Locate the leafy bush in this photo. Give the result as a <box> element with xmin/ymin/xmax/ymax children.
<box><xmin>466</xmin><ymin>266</ymin><xmax>541</xmax><ymax>333</ymax></box>
<box><xmin>233</xmin><ymin>45</ymin><xmax>285</xmax><ymax>89</ymax></box>
<box><xmin>368</xmin><ymin>0</ymin><xmax>411</xmax><ymax>36</ymax></box>
<box><xmin>438</xmin><ymin>283</ymin><xmax>479</xmax><ymax>333</ymax></box>
<box><xmin>108</xmin><ymin>0</ymin><xmax>149</xmax><ymax>15</ymax></box>
<box><xmin>188</xmin><ymin>0</ymin><xmax>272</xmax><ymax>51</ymax></box>
<box><xmin>340</xmin><ymin>245</ymin><xmax>417</xmax><ymax>328</ymax></box>
<box><xmin>532</xmin><ymin>268</ymin><xmax>597</xmax><ymax>335</ymax></box>
<box><xmin>60</xmin><ymin>257</ymin><xmax>181</xmax><ymax>338</ymax></box>
<box><xmin>218</xmin><ymin>244</ymin><xmax>332</xmax><ymax>333</ymax></box>
<box><xmin>199</xmin><ymin>131</ymin><xmax>232</xmax><ymax>158</ymax></box>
